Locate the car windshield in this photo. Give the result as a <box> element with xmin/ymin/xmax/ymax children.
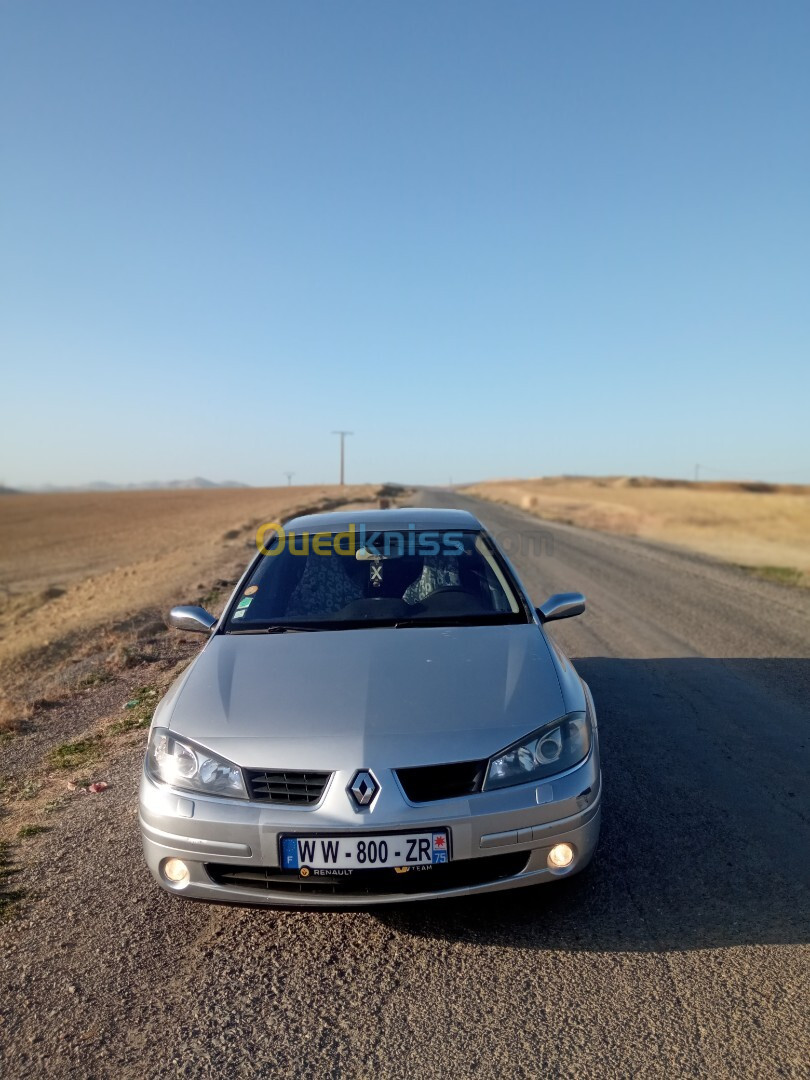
<box><xmin>224</xmin><ymin>529</ymin><xmax>527</xmax><ymax>631</ymax></box>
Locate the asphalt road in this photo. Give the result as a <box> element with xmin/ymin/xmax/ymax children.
<box><xmin>2</xmin><ymin>490</ymin><xmax>808</xmax><ymax>1078</ymax></box>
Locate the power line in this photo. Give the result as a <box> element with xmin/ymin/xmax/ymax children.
<box><xmin>331</xmin><ymin>430</ymin><xmax>353</xmax><ymax>486</ymax></box>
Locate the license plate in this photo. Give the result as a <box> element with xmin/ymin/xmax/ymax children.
<box><xmin>279</xmin><ymin>830</ymin><xmax>450</xmax><ymax>872</ymax></box>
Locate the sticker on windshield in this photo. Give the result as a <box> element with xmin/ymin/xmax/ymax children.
<box><xmin>244</xmin><ymin>585</ymin><xmax>258</xmax><ymax>595</ymax></box>
<box><xmin>237</xmin><ymin>597</ymin><xmax>253</xmax><ymax>610</ymax></box>
<box><xmin>233</xmin><ymin>610</ymin><xmax>246</xmax><ymax>619</ymax></box>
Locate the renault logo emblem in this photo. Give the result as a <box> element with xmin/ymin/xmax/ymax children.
<box><xmin>349</xmin><ymin>770</ymin><xmax>378</xmax><ymax>808</ymax></box>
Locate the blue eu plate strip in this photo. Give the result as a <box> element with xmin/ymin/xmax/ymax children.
<box><xmin>281</xmin><ymin>837</ymin><xmax>299</xmax><ymax>870</ymax></box>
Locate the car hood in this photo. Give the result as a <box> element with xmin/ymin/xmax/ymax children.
<box><xmin>167</xmin><ymin>624</ymin><xmax>570</xmax><ymax>770</ymax></box>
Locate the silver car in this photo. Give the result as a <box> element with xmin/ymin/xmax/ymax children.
<box><xmin>139</xmin><ymin>508</ymin><xmax>601</xmax><ymax>906</ymax></box>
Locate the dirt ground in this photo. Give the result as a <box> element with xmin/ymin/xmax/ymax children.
<box><xmin>461</xmin><ymin>475</ymin><xmax>810</xmax><ymax>586</ymax></box>
<box><xmin>1</xmin><ymin>487</ymin><xmax>808</xmax><ymax>1079</ymax></box>
<box><xmin>0</xmin><ymin>482</ymin><xmax>394</xmax><ymax>870</ymax></box>
<box><xmin>0</xmin><ymin>484</ymin><xmax>377</xmax><ymax>731</ymax></box>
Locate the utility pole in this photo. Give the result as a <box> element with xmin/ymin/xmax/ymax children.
<box><xmin>694</xmin><ymin>464</ymin><xmax>700</xmax><ymax>483</ymax></box>
<box><xmin>331</xmin><ymin>430</ymin><xmax>353</xmax><ymax>486</ymax></box>
<box><xmin>283</xmin><ymin>472</ymin><xmax>294</xmax><ymax>486</ymax></box>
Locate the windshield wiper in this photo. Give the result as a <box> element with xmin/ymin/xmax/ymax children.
<box><xmin>393</xmin><ymin>614</ymin><xmax>526</xmax><ymax>629</ymax></box>
<box><xmin>228</xmin><ymin>623</ymin><xmax>327</xmax><ymax>634</ymax></box>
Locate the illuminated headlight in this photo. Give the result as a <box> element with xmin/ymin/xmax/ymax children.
<box><xmin>146</xmin><ymin>727</ymin><xmax>247</xmax><ymax>799</ymax></box>
<box><xmin>162</xmin><ymin>858</ymin><xmax>190</xmax><ymax>886</ymax></box>
<box><xmin>548</xmin><ymin>843</ymin><xmax>575</xmax><ymax>869</ymax></box>
<box><xmin>484</xmin><ymin>712</ymin><xmax>591</xmax><ymax>790</ymax></box>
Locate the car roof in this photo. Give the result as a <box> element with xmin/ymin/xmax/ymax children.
<box><xmin>282</xmin><ymin>506</ymin><xmax>483</xmax><ymax>533</ymax></box>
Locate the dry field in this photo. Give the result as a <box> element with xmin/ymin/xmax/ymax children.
<box><xmin>0</xmin><ymin>482</ymin><xmax>391</xmax><ymax>894</ymax></box>
<box><xmin>0</xmin><ymin>484</ymin><xmax>378</xmax><ymax>731</ymax></box>
<box><xmin>461</xmin><ymin>476</ymin><xmax>810</xmax><ymax>587</ymax></box>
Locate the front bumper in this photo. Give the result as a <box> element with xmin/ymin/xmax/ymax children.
<box><xmin>139</xmin><ymin>750</ymin><xmax>601</xmax><ymax>907</ymax></box>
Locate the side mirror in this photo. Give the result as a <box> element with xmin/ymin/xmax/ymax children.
<box><xmin>537</xmin><ymin>592</ymin><xmax>586</xmax><ymax>623</ymax></box>
<box><xmin>168</xmin><ymin>605</ymin><xmax>217</xmax><ymax>633</ymax></box>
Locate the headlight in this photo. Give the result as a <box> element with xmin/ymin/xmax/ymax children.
<box><xmin>484</xmin><ymin>712</ymin><xmax>591</xmax><ymax>790</ymax></box>
<box><xmin>146</xmin><ymin>727</ymin><xmax>248</xmax><ymax>799</ymax></box>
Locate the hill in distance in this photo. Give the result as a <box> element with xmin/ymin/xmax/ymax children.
<box><xmin>16</xmin><ymin>477</ymin><xmax>249</xmax><ymax>494</ymax></box>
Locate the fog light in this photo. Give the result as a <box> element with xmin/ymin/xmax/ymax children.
<box><xmin>162</xmin><ymin>858</ymin><xmax>190</xmax><ymax>886</ymax></box>
<box><xmin>547</xmin><ymin>843</ymin><xmax>574</xmax><ymax>869</ymax></box>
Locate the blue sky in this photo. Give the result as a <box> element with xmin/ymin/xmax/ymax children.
<box><xmin>2</xmin><ymin>1</ymin><xmax>808</xmax><ymax>487</ymax></box>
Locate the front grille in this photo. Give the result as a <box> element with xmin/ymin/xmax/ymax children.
<box><xmin>245</xmin><ymin>769</ymin><xmax>331</xmax><ymax>805</ymax></box>
<box><xmin>205</xmin><ymin>852</ymin><xmax>529</xmax><ymax>896</ymax></box>
<box><xmin>395</xmin><ymin>759</ymin><xmax>487</xmax><ymax>803</ymax></box>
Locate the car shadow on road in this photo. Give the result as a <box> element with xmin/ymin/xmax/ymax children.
<box><xmin>376</xmin><ymin>657</ymin><xmax>810</xmax><ymax>952</ymax></box>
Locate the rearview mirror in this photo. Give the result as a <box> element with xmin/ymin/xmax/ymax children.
<box><xmin>168</xmin><ymin>605</ymin><xmax>217</xmax><ymax>633</ymax></box>
<box><xmin>355</xmin><ymin>546</ymin><xmax>395</xmax><ymax>560</ymax></box>
<box><xmin>537</xmin><ymin>592</ymin><xmax>586</xmax><ymax>623</ymax></box>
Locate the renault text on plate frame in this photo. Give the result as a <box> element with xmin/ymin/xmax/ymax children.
<box><xmin>139</xmin><ymin>508</ymin><xmax>601</xmax><ymax>906</ymax></box>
